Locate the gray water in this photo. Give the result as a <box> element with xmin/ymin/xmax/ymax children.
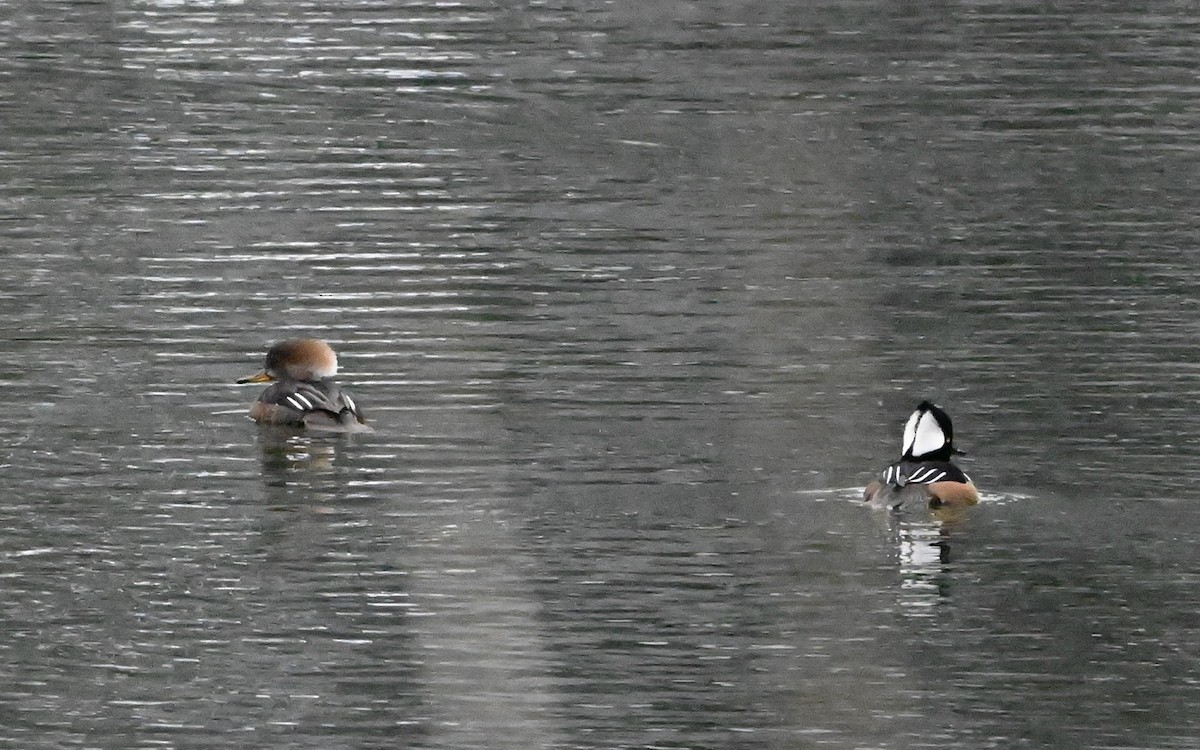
<box><xmin>4</xmin><ymin>1</ymin><xmax>1200</xmax><ymax>748</ymax></box>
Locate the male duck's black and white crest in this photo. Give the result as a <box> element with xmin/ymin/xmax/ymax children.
<box><xmin>900</xmin><ymin>400</ymin><xmax>956</xmax><ymax>462</ymax></box>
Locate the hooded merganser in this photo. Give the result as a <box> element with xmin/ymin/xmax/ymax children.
<box><xmin>237</xmin><ymin>338</ymin><xmax>371</xmax><ymax>432</ymax></box>
<box><xmin>863</xmin><ymin>401</ymin><xmax>978</xmax><ymax>508</ymax></box>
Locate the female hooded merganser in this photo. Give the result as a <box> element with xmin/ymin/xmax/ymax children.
<box><xmin>237</xmin><ymin>338</ymin><xmax>371</xmax><ymax>432</ymax></box>
<box><xmin>863</xmin><ymin>401</ymin><xmax>978</xmax><ymax>508</ymax></box>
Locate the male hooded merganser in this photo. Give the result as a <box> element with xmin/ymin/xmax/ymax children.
<box><xmin>237</xmin><ymin>338</ymin><xmax>371</xmax><ymax>432</ymax></box>
<box><xmin>863</xmin><ymin>401</ymin><xmax>978</xmax><ymax>508</ymax></box>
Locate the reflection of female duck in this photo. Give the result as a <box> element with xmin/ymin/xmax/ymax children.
<box><xmin>864</xmin><ymin>401</ymin><xmax>977</xmax><ymax>509</ymax></box>
<box><xmin>255</xmin><ymin>431</ymin><xmax>340</xmax><ymax>475</ymax></box>
<box><xmin>237</xmin><ymin>339</ymin><xmax>372</xmax><ymax>433</ymax></box>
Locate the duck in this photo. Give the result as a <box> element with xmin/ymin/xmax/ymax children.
<box><xmin>863</xmin><ymin>401</ymin><xmax>977</xmax><ymax>508</ymax></box>
<box><xmin>237</xmin><ymin>338</ymin><xmax>371</xmax><ymax>432</ymax></box>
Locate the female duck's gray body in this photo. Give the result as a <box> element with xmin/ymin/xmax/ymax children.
<box><xmin>237</xmin><ymin>338</ymin><xmax>372</xmax><ymax>433</ymax></box>
<box><xmin>863</xmin><ymin>401</ymin><xmax>977</xmax><ymax>509</ymax></box>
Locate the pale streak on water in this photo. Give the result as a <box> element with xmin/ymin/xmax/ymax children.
<box><xmin>3</xmin><ymin>1</ymin><xmax>1200</xmax><ymax>748</ymax></box>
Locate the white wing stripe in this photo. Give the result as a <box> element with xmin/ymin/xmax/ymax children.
<box><xmin>902</xmin><ymin>466</ymin><xmax>949</xmax><ymax>485</ymax></box>
<box><xmin>287</xmin><ymin>393</ymin><xmax>314</xmax><ymax>411</ymax></box>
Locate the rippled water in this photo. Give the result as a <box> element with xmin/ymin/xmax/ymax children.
<box><xmin>4</xmin><ymin>1</ymin><xmax>1200</xmax><ymax>748</ymax></box>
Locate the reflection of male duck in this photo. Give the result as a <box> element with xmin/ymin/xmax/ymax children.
<box><xmin>897</xmin><ymin>518</ymin><xmax>948</xmax><ymax>598</ymax></box>
<box><xmin>864</xmin><ymin>401</ymin><xmax>978</xmax><ymax>509</ymax></box>
<box><xmin>237</xmin><ymin>339</ymin><xmax>372</xmax><ymax>433</ymax></box>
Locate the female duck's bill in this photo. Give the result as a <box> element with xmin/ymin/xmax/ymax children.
<box><xmin>863</xmin><ymin>401</ymin><xmax>977</xmax><ymax>509</ymax></box>
<box><xmin>237</xmin><ymin>338</ymin><xmax>372</xmax><ymax>433</ymax></box>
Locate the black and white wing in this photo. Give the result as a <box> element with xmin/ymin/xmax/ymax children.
<box><xmin>881</xmin><ymin>460</ymin><xmax>970</xmax><ymax>488</ymax></box>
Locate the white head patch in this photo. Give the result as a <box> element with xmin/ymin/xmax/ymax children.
<box><xmin>902</xmin><ymin>407</ymin><xmax>947</xmax><ymax>458</ymax></box>
<box><xmin>314</xmin><ymin>351</ymin><xmax>338</xmax><ymax>379</ymax></box>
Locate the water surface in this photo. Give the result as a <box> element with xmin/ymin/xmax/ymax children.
<box><xmin>4</xmin><ymin>1</ymin><xmax>1200</xmax><ymax>748</ymax></box>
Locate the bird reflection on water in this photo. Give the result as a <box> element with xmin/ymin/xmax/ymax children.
<box><xmin>247</xmin><ymin>426</ymin><xmax>374</xmax><ymax>514</ymax></box>
<box><xmin>255</xmin><ymin>428</ymin><xmax>341</xmax><ymax>476</ymax></box>
<box><xmin>890</xmin><ymin>504</ymin><xmax>974</xmax><ymax>617</ymax></box>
